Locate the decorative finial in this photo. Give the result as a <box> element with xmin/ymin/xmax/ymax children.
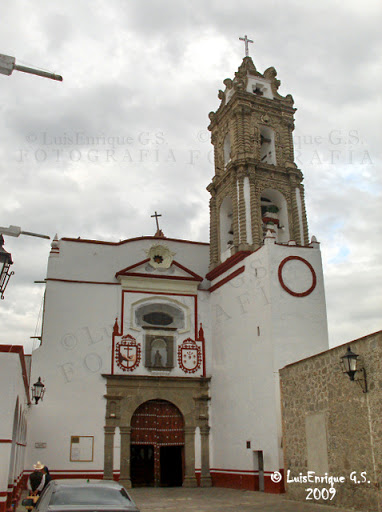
<box><xmin>239</xmin><ymin>35</ymin><xmax>254</xmax><ymax>57</ymax></box>
<box><xmin>151</xmin><ymin>211</ymin><xmax>164</xmax><ymax>237</ymax></box>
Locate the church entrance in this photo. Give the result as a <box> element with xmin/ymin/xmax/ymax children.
<box><xmin>130</xmin><ymin>399</ymin><xmax>184</xmax><ymax>487</ymax></box>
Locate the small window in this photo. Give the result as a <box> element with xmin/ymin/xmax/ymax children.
<box><xmin>143</xmin><ymin>312</ymin><xmax>173</xmax><ymax>326</ymax></box>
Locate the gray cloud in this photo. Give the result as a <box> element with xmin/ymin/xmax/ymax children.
<box><xmin>0</xmin><ymin>0</ymin><xmax>380</xmax><ymax>351</ymax></box>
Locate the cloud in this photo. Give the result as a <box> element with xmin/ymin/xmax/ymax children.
<box><xmin>0</xmin><ymin>1</ymin><xmax>380</xmax><ymax>351</ymax></box>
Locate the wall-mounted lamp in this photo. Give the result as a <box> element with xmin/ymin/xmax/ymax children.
<box><xmin>340</xmin><ymin>347</ymin><xmax>368</xmax><ymax>393</ymax></box>
<box><xmin>31</xmin><ymin>377</ymin><xmax>46</xmax><ymax>404</ymax></box>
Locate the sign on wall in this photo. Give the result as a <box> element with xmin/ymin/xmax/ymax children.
<box><xmin>70</xmin><ymin>436</ymin><xmax>94</xmax><ymax>462</ymax></box>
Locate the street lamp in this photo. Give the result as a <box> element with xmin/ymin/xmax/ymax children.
<box><xmin>31</xmin><ymin>377</ymin><xmax>45</xmax><ymax>404</ymax></box>
<box><xmin>0</xmin><ymin>235</ymin><xmax>14</xmax><ymax>299</ymax></box>
<box><xmin>340</xmin><ymin>346</ymin><xmax>368</xmax><ymax>393</ymax></box>
<box><xmin>0</xmin><ymin>225</ymin><xmax>50</xmax><ymax>299</ymax></box>
<box><xmin>0</xmin><ymin>53</ymin><xmax>62</xmax><ymax>81</ymax></box>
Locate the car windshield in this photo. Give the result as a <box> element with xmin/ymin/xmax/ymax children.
<box><xmin>50</xmin><ymin>487</ymin><xmax>132</xmax><ymax>505</ymax></box>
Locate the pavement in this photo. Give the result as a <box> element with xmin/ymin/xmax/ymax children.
<box><xmin>128</xmin><ymin>487</ymin><xmax>355</xmax><ymax>512</ymax></box>
<box><xmin>17</xmin><ymin>487</ymin><xmax>356</xmax><ymax>512</ymax></box>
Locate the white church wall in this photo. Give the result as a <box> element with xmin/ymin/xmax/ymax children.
<box><xmin>209</xmin><ymin>248</ymin><xmax>279</xmax><ymax>489</ymax></box>
<box><xmin>26</xmin><ymin>280</ymin><xmax>119</xmax><ymax>475</ymax></box>
<box><xmin>26</xmin><ymin>236</ymin><xmax>211</xmax><ymax>478</ymax></box>
<box><xmin>48</xmin><ymin>238</ymin><xmax>209</xmax><ymax>286</ymax></box>
<box><xmin>267</xmin><ymin>241</ymin><xmax>329</xmax><ymax>370</ymax></box>
<box><xmin>208</xmin><ymin>241</ymin><xmax>328</xmax><ymax>491</ymax></box>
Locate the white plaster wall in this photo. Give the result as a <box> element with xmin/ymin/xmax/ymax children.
<box><xmin>26</xmin><ymin>238</ymin><xmax>212</xmax><ymax>474</ymax></box>
<box><xmin>48</xmin><ymin>238</ymin><xmax>209</xmax><ymax>286</ymax></box>
<box><xmin>268</xmin><ymin>242</ymin><xmax>329</xmax><ymax>369</ymax></box>
<box><xmin>209</xmin><ymin>249</ymin><xmax>277</xmax><ymax>471</ymax></box>
<box><xmin>209</xmin><ymin>241</ymin><xmax>328</xmax><ymax>475</ymax></box>
<box><xmin>26</xmin><ymin>280</ymin><xmax>119</xmax><ymax>472</ymax></box>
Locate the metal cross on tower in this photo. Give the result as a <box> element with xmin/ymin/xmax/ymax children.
<box><xmin>151</xmin><ymin>211</ymin><xmax>162</xmax><ymax>232</ymax></box>
<box><xmin>239</xmin><ymin>35</ymin><xmax>254</xmax><ymax>57</ymax></box>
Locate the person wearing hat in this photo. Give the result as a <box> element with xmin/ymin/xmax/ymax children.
<box><xmin>27</xmin><ymin>461</ymin><xmax>46</xmax><ymax>496</ymax></box>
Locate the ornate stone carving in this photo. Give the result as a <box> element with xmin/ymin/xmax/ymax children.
<box><xmin>207</xmin><ymin>57</ymin><xmax>308</xmax><ymax>267</ymax></box>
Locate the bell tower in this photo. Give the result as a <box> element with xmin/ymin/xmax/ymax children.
<box><xmin>207</xmin><ymin>56</ymin><xmax>309</xmax><ymax>269</ymax></box>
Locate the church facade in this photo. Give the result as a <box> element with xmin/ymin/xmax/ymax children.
<box><xmin>25</xmin><ymin>56</ymin><xmax>329</xmax><ymax>492</ymax></box>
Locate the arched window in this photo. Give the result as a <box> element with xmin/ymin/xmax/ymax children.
<box><xmin>259</xmin><ymin>126</ymin><xmax>276</xmax><ymax>165</ymax></box>
<box><xmin>135</xmin><ymin>302</ymin><xmax>185</xmax><ymax>371</ymax></box>
<box><xmin>135</xmin><ymin>303</ymin><xmax>184</xmax><ymax>330</ymax></box>
<box><xmin>261</xmin><ymin>189</ymin><xmax>289</xmax><ymax>243</ymax></box>
<box><xmin>223</xmin><ymin>133</ymin><xmax>231</xmax><ymax>166</ymax></box>
<box><xmin>219</xmin><ymin>196</ymin><xmax>234</xmax><ymax>262</ymax></box>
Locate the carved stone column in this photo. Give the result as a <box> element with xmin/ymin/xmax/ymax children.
<box><xmin>183</xmin><ymin>426</ymin><xmax>197</xmax><ymax>487</ymax></box>
<box><xmin>199</xmin><ymin>425</ymin><xmax>212</xmax><ymax>487</ymax></box>
<box><xmin>119</xmin><ymin>426</ymin><xmax>132</xmax><ymax>489</ymax></box>
<box><xmin>299</xmin><ymin>184</ymin><xmax>309</xmax><ymax>245</ymax></box>
<box><xmin>208</xmin><ymin>192</ymin><xmax>219</xmax><ymax>268</ymax></box>
<box><xmin>103</xmin><ymin>426</ymin><xmax>115</xmax><ymax>480</ymax></box>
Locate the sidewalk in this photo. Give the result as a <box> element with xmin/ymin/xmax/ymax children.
<box><xmin>128</xmin><ymin>487</ymin><xmax>356</xmax><ymax>512</ymax></box>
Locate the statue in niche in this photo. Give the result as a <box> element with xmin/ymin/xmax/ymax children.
<box><xmin>153</xmin><ymin>350</ymin><xmax>163</xmax><ymax>367</ymax></box>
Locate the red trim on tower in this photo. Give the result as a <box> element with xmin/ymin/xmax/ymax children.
<box><xmin>0</xmin><ymin>346</ymin><xmax>30</xmax><ymax>404</ymax></box>
<box><xmin>209</xmin><ymin>266</ymin><xmax>245</xmax><ymax>292</ymax></box>
<box><xmin>206</xmin><ymin>251</ymin><xmax>252</xmax><ymax>281</ymax></box>
<box><xmin>0</xmin><ymin>440</ymin><xmax>12</xmax><ymax>444</ymax></box>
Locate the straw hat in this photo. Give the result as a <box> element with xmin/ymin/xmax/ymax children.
<box><xmin>33</xmin><ymin>461</ymin><xmax>44</xmax><ymax>470</ymax></box>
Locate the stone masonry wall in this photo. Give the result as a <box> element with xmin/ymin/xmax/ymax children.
<box><xmin>280</xmin><ymin>330</ymin><xmax>382</xmax><ymax>512</ymax></box>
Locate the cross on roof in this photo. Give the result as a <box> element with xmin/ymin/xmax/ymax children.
<box><xmin>151</xmin><ymin>211</ymin><xmax>162</xmax><ymax>232</ymax></box>
<box><xmin>239</xmin><ymin>35</ymin><xmax>254</xmax><ymax>57</ymax></box>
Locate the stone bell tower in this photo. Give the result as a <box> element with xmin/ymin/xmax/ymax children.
<box><xmin>207</xmin><ymin>56</ymin><xmax>309</xmax><ymax>269</ymax></box>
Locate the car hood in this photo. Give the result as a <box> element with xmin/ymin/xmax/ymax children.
<box><xmin>47</xmin><ymin>506</ymin><xmax>139</xmax><ymax>512</ymax></box>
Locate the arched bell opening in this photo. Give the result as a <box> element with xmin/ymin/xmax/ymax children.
<box><xmin>223</xmin><ymin>133</ymin><xmax>231</xmax><ymax>167</ymax></box>
<box><xmin>261</xmin><ymin>189</ymin><xmax>289</xmax><ymax>243</ymax></box>
<box><xmin>219</xmin><ymin>196</ymin><xmax>234</xmax><ymax>262</ymax></box>
<box><xmin>259</xmin><ymin>126</ymin><xmax>276</xmax><ymax>165</ymax></box>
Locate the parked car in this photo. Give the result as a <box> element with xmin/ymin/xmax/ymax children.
<box><xmin>22</xmin><ymin>479</ymin><xmax>140</xmax><ymax>512</ymax></box>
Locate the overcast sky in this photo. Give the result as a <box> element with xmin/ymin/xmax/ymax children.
<box><xmin>0</xmin><ymin>0</ymin><xmax>381</xmax><ymax>353</ymax></box>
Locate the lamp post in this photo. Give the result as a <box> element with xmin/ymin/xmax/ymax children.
<box><xmin>0</xmin><ymin>225</ymin><xmax>50</xmax><ymax>300</ymax></box>
<box><xmin>31</xmin><ymin>377</ymin><xmax>45</xmax><ymax>404</ymax></box>
<box><xmin>0</xmin><ymin>53</ymin><xmax>62</xmax><ymax>81</ymax></box>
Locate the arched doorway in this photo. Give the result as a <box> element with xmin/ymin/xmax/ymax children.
<box><xmin>130</xmin><ymin>400</ymin><xmax>184</xmax><ymax>487</ymax></box>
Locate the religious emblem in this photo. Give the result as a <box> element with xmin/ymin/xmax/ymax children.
<box><xmin>146</xmin><ymin>244</ymin><xmax>175</xmax><ymax>269</ymax></box>
<box><xmin>115</xmin><ymin>334</ymin><xmax>141</xmax><ymax>372</ymax></box>
<box><xmin>177</xmin><ymin>338</ymin><xmax>202</xmax><ymax>374</ymax></box>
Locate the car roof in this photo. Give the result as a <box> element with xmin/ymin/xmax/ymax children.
<box><xmin>49</xmin><ymin>479</ymin><xmax>125</xmax><ymax>489</ymax></box>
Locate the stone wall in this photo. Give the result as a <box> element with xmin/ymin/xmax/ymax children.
<box><xmin>280</xmin><ymin>330</ymin><xmax>382</xmax><ymax>512</ymax></box>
